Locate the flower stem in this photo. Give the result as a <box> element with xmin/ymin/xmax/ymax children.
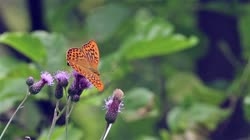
<box><xmin>0</xmin><ymin>92</ymin><xmax>30</xmax><ymax>140</ymax></box>
<box><xmin>65</xmin><ymin>96</ymin><xmax>72</xmax><ymax>140</ymax></box>
<box><xmin>47</xmin><ymin>100</ymin><xmax>60</xmax><ymax>140</ymax></box>
<box><xmin>100</xmin><ymin>123</ymin><xmax>112</xmax><ymax>140</ymax></box>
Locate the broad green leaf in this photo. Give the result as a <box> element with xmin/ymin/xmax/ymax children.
<box><xmin>32</xmin><ymin>31</ymin><xmax>68</xmax><ymax>71</ymax></box>
<box><xmin>120</xmin><ymin>10</ymin><xmax>198</xmax><ymax>60</ymax></box>
<box><xmin>0</xmin><ymin>32</ymin><xmax>46</xmax><ymax>65</ymax></box>
<box><xmin>86</xmin><ymin>3</ymin><xmax>130</xmax><ymax>42</ymax></box>
<box><xmin>124</xmin><ymin>88</ymin><xmax>154</xmax><ymax>109</ymax></box>
<box><xmin>122</xmin><ymin>35</ymin><xmax>198</xmax><ymax>60</ymax></box>
<box><xmin>123</xmin><ymin>88</ymin><xmax>157</xmax><ymax>121</ymax></box>
<box><xmin>167</xmin><ymin>103</ymin><xmax>229</xmax><ymax>132</ymax></box>
<box><xmin>0</xmin><ymin>78</ymin><xmax>27</xmax><ymax>113</ymax></box>
<box><xmin>166</xmin><ymin>72</ymin><xmax>225</xmax><ymax>105</ymax></box>
<box><xmin>100</xmin><ymin>52</ymin><xmax>131</xmax><ymax>82</ymax></box>
<box><xmin>0</xmin><ymin>56</ymin><xmax>40</xmax><ymax>80</ymax></box>
<box><xmin>46</xmin><ymin>0</ymin><xmax>83</xmax><ymax>34</ymax></box>
<box><xmin>0</xmin><ymin>57</ymin><xmax>20</xmax><ymax>79</ymax></box>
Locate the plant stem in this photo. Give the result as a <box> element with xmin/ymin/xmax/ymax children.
<box><xmin>238</xmin><ymin>58</ymin><xmax>250</xmax><ymax>96</ymax></box>
<box><xmin>100</xmin><ymin>123</ymin><xmax>112</xmax><ymax>140</ymax></box>
<box><xmin>0</xmin><ymin>92</ymin><xmax>30</xmax><ymax>140</ymax></box>
<box><xmin>65</xmin><ymin>96</ymin><xmax>72</xmax><ymax>140</ymax></box>
<box><xmin>47</xmin><ymin>100</ymin><xmax>60</xmax><ymax>140</ymax></box>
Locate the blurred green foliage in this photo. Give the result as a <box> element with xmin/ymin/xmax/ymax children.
<box><xmin>0</xmin><ymin>0</ymin><xmax>250</xmax><ymax>140</ymax></box>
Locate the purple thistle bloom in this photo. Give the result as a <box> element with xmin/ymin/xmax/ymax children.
<box><xmin>79</xmin><ymin>77</ymin><xmax>92</xmax><ymax>90</ymax></box>
<box><xmin>105</xmin><ymin>89</ymin><xmax>124</xmax><ymax>124</ymax></box>
<box><xmin>68</xmin><ymin>70</ymin><xmax>92</xmax><ymax>98</ymax></box>
<box><xmin>54</xmin><ymin>71</ymin><xmax>70</xmax><ymax>99</ymax></box>
<box><xmin>29</xmin><ymin>71</ymin><xmax>54</xmax><ymax>94</ymax></box>
<box><xmin>54</xmin><ymin>71</ymin><xmax>70</xmax><ymax>87</ymax></box>
<box><xmin>40</xmin><ymin>71</ymin><xmax>54</xmax><ymax>86</ymax></box>
<box><xmin>72</xmin><ymin>70</ymin><xmax>80</xmax><ymax>78</ymax></box>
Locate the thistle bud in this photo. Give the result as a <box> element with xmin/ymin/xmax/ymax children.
<box><xmin>29</xmin><ymin>72</ymin><xmax>54</xmax><ymax>94</ymax></box>
<box><xmin>26</xmin><ymin>76</ymin><xmax>34</xmax><ymax>86</ymax></box>
<box><xmin>55</xmin><ymin>84</ymin><xmax>63</xmax><ymax>99</ymax></box>
<box><xmin>71</xmin><ymin>94</ymin><xmax>80</xmax><ymax>102</ymax></box>
<box><xmin>104</xmin><ymin>89</ymin><xmax>124</xmax><ymax>124</ymax></box>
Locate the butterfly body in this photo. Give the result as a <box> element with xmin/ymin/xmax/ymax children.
<box><xmin>66</xmin><ymin>40</ymin><xmax>104</xmax><ymax>91</ymax></box>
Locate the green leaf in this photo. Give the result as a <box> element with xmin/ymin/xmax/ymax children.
<box><xmin>0</xmin><ymin>78</ymin><xmax>27</xmax><ymax>113</ymax></box>
<box><xmin>0</xmin><ymin>56</ymin><xmax>40</xmax><ymax>80</ymax></box>
<box><xmin>0</xmin><ymin>57</ymin><xmax>20</xmax><ymax>79</ymax></box>
<box><xmin>86</xmin><ymin>3</ymin><xmax>130</xmax><ymax>42</ymax></box>
<box><xmin>124</xmin><ymin>88</ymin><xmax>154</xmax><ymax>108</ymax></box>
<box><xmin>122</xmin><ymin>35</ymin><xmax>198</xmax><ymax>60</ymax></box>
<box><xmin>32</xmin><ymin>31</ymin><xmax>68</xmax><ymax>71</ymax></box>
<box><xmin>166</xmin><ymin>72</ymin><xmax>225</xmax><ymax>105</ymax></box>
<box><xmin>123</xmin><ymin>87</ymin><xmax>157</xmax><ymax>121</ymax></box>
<box><xmin>0</xmin><ymin>32</ymin><xmax>46</xmax><ymax>65</ymax></box>
<box><xmin>167</xmin><ymin>103</ymin><xmax>229</xmax><ymax>132</ymax></box>
<box><xmin>120</xmin><ymin>10</ymin><xmax>198</xmax><ymax>60</ymax></box>
<box><xmin>100</xmin><ymin>52</ymin><xmax>131</xmax><ymax>82</ymax></box>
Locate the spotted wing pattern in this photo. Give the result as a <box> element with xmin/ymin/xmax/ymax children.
<box><xmin>66</xmin><ymin>40</ymin><xmax>104</xmax><ymax>91</ymax></box>
<box><xmin>81</xmin><ymin>40</ymin><xmax>100</xmax><ymax>69</ymax></box>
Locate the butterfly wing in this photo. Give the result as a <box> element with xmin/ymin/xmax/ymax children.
<box><xmin>66</xmin><ymin>48</ymin><xmax>91</xmax><ymax>71</ymax></box>
<box><xmin>81</xmin><ymin>40</ymin><xmax>100</xmax><ymax>69</ymax></box>
<box><xmin>80</xmin><ymin>67</ymin><xmax>104</xmax><ymax>91</ymax></box>
<box><xmin>66</xmin><ymin>46</ymin><xmax>104</xmax><ymax>91</ymax></box>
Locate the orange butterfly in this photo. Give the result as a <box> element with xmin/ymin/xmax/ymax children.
<box><xmin>66</xmin><ymin>40</ymin><xmax>104</xmax><ymax>91</ymax></box>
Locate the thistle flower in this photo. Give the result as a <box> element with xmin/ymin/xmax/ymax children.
<box><xmin>29</xmin><ymin>72</ymin><xmax>54</xmax><ymax>94</ymax></box>
<box><xmin>71</xmin><ymin>94</ymin><xmax>80</xmax><ymax>102</ymax></box>
<box><xmin>79</xmin><ymin>76</ymin><xmax>92</xmax><ymax>90</ymax></box>
<box><xmin>54</xmin><ymin>71</ymin><xmax>70</xmax><ymax>99</ymax></box>
<box><xmin>54</xmin><ymin>71</ymin><xmax>70</xmax><ymax>87</ymax></box>
<box><xmin>55</xmin><ymin>84</ymin><xmax>64</xmax><ymax>99</ymax></box>
<box><xmin>104</xmin><ymin>89</ymin><xmax>124</xmax><ymax>124</ymax></box>
<box><xmin>68</xmin><ymin>70</ymin><xmax>92</xmax><ymax>101</ymax></box>
<box><xmin>26</xmin><ymin>76</ymin><xmax>34</xmax><ymax>86</ymax></box>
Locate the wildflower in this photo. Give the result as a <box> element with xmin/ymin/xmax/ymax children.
<box><xmin>79</xmin><ymin>76</ymin><xmax>92</xmax><ymax>90</ymax></box>
<box><xmin>26</xmin><ymin>76</ymin><xmax>34</xmax><ymax>86</ymax></box>
<box><xmin>54</xmin><ymin>71</ymin><xmax>70</xmax><ymax>99</ymax></box>
<box><xmin>68</xmin><ymin>70</ymin><xmax>92</xmax><ymax>101</ymax></box>
<box><xmin>29</xmin><ymin>72</ymin><xmax>54</xmax><ymax>94</ymax></box>
<box><xmin>54</xmin><ymin>71</ymin><xmax>70</xmax><ymax>87</ymax></box>
<box><xmin>71</xmin><ymin>94</ymin><xmax>80</xmax><ymax>102</ymax></box>
<box><xmin>104</xmin><ymin>89</ymin><xmax>124</xmax><ymax>124</ymax></box>
<box><xmin>55</xmin><ymin>84</ymin><xmax>63</xmax><ymax>99</ymax></box>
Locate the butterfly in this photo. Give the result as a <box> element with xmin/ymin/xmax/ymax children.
<box><xmin>66</xmin><ymin>40</ymin><xmax>104</xmax><ymax>91</ymax></box>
